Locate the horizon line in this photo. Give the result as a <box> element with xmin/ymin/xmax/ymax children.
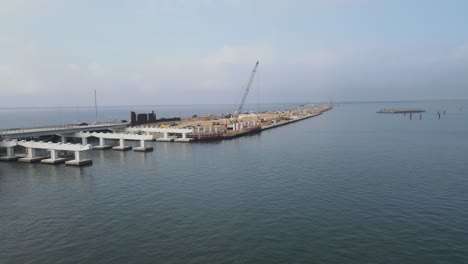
<box><xmin>0</xmin><ymin>99</ymin><xmax>467</xmax><ymax>110</ymax></box>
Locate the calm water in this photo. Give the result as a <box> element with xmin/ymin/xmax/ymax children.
<box><xmin>1</xmin><ymin>101</ymin><xmax>468</xmax><ymax>264</ymax></box>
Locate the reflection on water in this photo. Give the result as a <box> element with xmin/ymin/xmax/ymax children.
<box><xmin>97</xmin><ymin>149</ymin><xmax>106</xmax><ymax>160</ymax></box>
<box><xmin>134</xmin><ymin>149</ymin><xmax>150</xmax><ymax>167</ymax></box>
<box><xmin>118</xmin><ymin>150</ymin><xmax>125</xmax><ymax>162</ymax></box>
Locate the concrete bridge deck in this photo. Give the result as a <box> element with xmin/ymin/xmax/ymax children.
<box><xmin>67</xmin><ymin>132</ymin><xmax>154</xmax><ymax>151</ymax></box>
<box><xmin>0</xmin><ymin>122</ymin><xmax>129</xmax><ymax>140</ymax></box>
<box><xmin>124</xmin><ymin>126</ymin><xmax>194</xmax><ymax>142</ymax></box>
<box><xmin>0</xmin><ymin>139</ymin><xmax>93</xmax><ymax>165</ymax></box>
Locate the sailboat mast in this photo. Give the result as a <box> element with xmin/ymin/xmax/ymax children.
<box><xmin>94</xmin><ymin>89</ymin><xmax>98</xmax><ymax>122</ymax></box>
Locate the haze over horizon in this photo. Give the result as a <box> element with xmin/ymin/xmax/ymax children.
<box><xmin>1</xmin><ymin>0</ymin><xmax>468</xmax><ymax>107</ymax></box>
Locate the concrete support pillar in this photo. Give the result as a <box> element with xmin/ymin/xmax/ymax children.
<box><xmin>215</xmin><ymin>127</ymin><xmax>218</xmax><ymax>134</ymax></box>
<box><xmin>197</xmin><ymin>127</ymin><xmax>200</xmax><ymax>134</ymax></box>
<box><xmin>82</xmin><ymin>137</ymin><xmax>88</xmax><ymax>145</ymax></box>
<box><xmin>28</xmin><ymin>148</ymin><xmax>35</xmax><ymax>158</ymax></box>
<box><xmin>203</xmin><ymin>127</ymin><xmax>206</xmax><ymax>134</ymax></box>
<box><xmin>50</xmin><ymin>150</ymin><xmax>57</xmax><ymax>160</ymax></box>
<box><xmin>0</xmin><ymin>146</ymin><xmax>19</xmax><ymax>161</ymax></box>
<box><xmin>163</xmin><ymin>132</ymin><xmax>169</xmax><ymax>139</ymax></box>
<box><xmin>6</xmin><ymin>147</ymin><xmax>13</xmax><ymax>157</ymax></box>
<box><xmin>209</xmin><ymin>127</ymin><xmax>212</xmax><ymax>133</ymax></box>
<box><xmin>94</xmin><ymin>137</ymin><xmax>111</xmax><ymax>150</ymax></box>
<box><xmin>41</xmin><ymin>148</ymin><xmax>68</xmax><ymax>165</ymax></box>
<box><xmin>182</xmin><ymin>133</ymin><xmax>186</xmax><ymax>139</ymax></box>
<box><xmin>134</xmin><ymin>139</ymin><xmax>153</xmax><ymax>151</ymax></box>
<box><xmin>60</xmin><ymin>135</ymin><xmax>66</xmax><ymax>144</ymax></box>
<box><xmin>19</xmin><ymin>147</ymin><xmax>46</xmax><ymax>163</ymax></box>
<box><xmin>119</xmin><ymin>138</ymin><xmax>125</xmax><ymax>147</ymax></box>
<box><xmin>75</xmin><ymin>151</ymin><xmax>81</xmax><ymax>161</ymax></box>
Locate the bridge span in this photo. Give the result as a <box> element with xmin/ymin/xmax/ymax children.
<box><xmin>0</xmin><ymin>140</ymin><xmax>93</xmax><ymax>166</ymax></box>
<box><xmin>0</xmin><ymin>122</ymin><xmax>196</xmax><ymax>167</ymax></box>
<box><xmin>0</xmin><ymin>122</ymin><xmax>129</xmax><ymax>140</ymax></box>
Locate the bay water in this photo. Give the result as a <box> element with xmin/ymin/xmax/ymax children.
<box><xmin>1</xmin><ymin>101</ymin><xmax>468</xmax><ymax>263</ymax></box>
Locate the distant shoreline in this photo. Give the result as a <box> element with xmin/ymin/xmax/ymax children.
<box><xmin>1</xmin><ymin>99</ymin><xmax>467</xmax><ymax>110</ymax></box>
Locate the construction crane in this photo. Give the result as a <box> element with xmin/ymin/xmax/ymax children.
<box><xmin>236</xmin><ymin>61</ymin><xmax>259</xmax><ymax>115</ymax></box>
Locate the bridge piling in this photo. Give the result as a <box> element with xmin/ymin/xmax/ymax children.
<box><xmin>41</xmin><ymin>149</ymin><xmax>67</xmax><ymax>164</ymax></box>
<box><xmin>94</xmin><ymin>137</ymin><xmax>112</xmax><ymax>150</ymax></box>
<box><xmin>19</xmin><ymin>146</ymin><xmax>47</xmax><ymax>163</ymax></box>
<box><xmin>65</xmin><ymin>150</ymin><xmax>93</xmax><ymax>166</ymax></box>
<box><xmin>113</xmin><ymin>137</ymin><xmax>132</xmax><ymax>151</ymax></box>
<box><xmin>0</xmin><ymin>141</ymin><xmax>19</xmax><ymax>161</ymax></box>
<box><xmin>134</xmin><ymin>139</ymin><xmax>154</xmax><ymax>152</ymax></box>
<box><xmin>156</xmin><ymin>132</ymin><xmax>174</xmax><ymax>142</ymax></box>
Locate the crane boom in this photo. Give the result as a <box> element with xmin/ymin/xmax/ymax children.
<box><xmin>237</xmin><ymin>61</ymin><xmax>259</xmax><ymax>115</ymax></box>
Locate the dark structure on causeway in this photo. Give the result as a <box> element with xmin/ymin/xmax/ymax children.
<box><xmin>131</xmin><ymin>111</ymin><xmax>157</xmax><ymax>126</ymax></box>
<box><xmin>130</xmin><ymin>110</ymin><xmax>181</xmax><ymax>126</ymax></box>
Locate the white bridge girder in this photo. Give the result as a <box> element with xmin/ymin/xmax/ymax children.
<box><xmin>0</xmin><ymin>140</ymin><xmax>93</xmax><ymax>164</ymax></box>
<box><xmin>67</xmin><ymin>132</ymin><xmax>154</xmax><ymax>141</ymax></box>
<box><xmin>124</xmin><ymin>126</ymin><xmax>194</xmax><ymax>142</ymax></box>
<box><xmin>66</xmin><ymin>132</ymin><xmax>154</xmax><ymax>151</ymax></box>
<box><xmin>18</xmin><ymin>140</ymin><xmax>93</xmax><ymax>151</ymax></box>
<box><xmin>0</xmin><ymin>122</ymin><xmax>129</xmax><ymax>140</ymax></box>
<box><xmin>125</xmin><ymin>126</ymin><xmax>193</xmax><ymax>134</ymax></box>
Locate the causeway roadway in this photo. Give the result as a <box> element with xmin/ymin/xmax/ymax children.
<box><xmin>0</xmin><ymin>122</ymin><xmax>129</xmax><ymax>140</ymax></box>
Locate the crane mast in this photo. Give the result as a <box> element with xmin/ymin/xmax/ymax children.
<box><xmin>237</xmin><ymin>61</ymin><xmax>259</xmax><ymax>115</ymax></box>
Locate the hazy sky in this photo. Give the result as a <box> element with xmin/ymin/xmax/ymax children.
<box><xmin>1</xmin><ymin>0</ymin><xmax>468</xmax><ymax>107</ymax></box>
